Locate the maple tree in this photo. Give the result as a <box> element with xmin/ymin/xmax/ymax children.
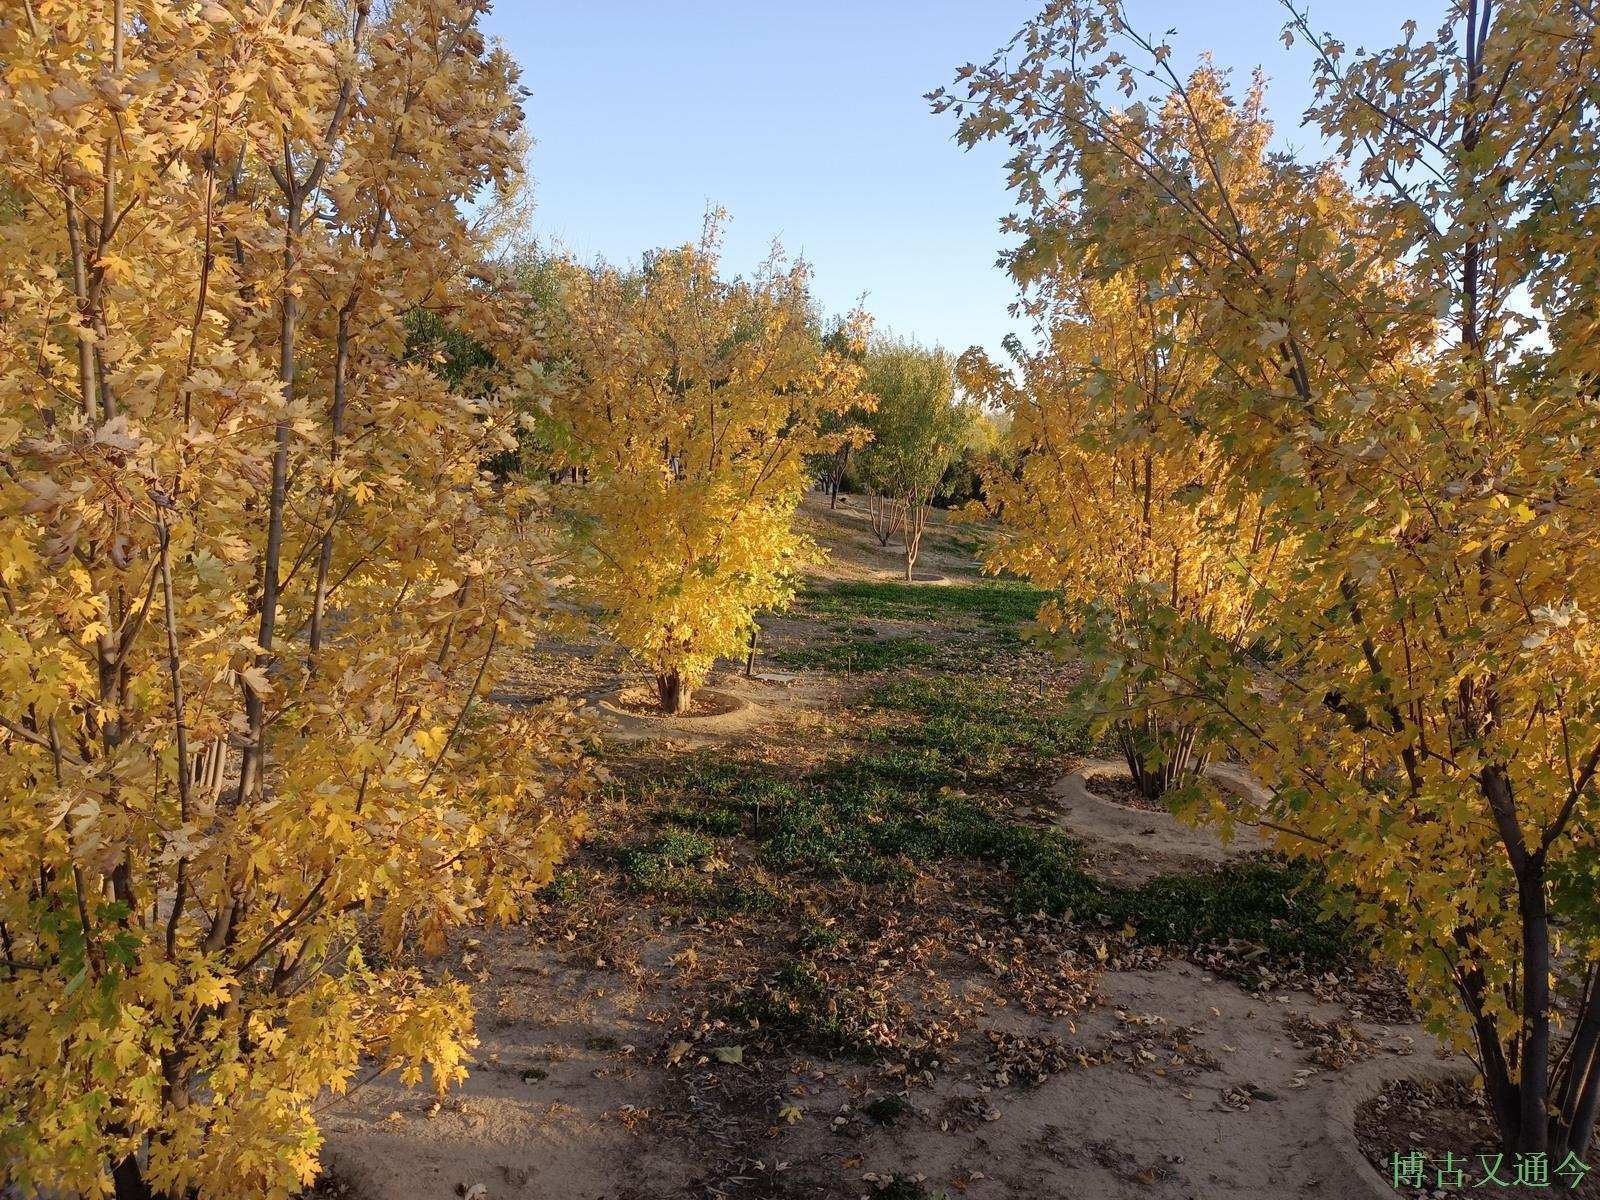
<box><xmin>857</xmin><ymin>340</ymin><xmax>969</xmax><ymax>580</ymax></box>
<box><xmin>538</xmin><ymin>218</ymin><xmax>870</xmax><ymax>713</ymax></box>
<box><xmin>939</xmin><ymin>0</ymin><xmax>1600</xmax><ymax>1155</ymax></box>
<box><xmin>960</xmin><ymin>275</ymin><xmax>1282</xmax><ymax>802</ymax></box>
<box><xmin>0</xmin><ymin>3</ymin><xmax>592</xmax><ymax>1197</ymax></box>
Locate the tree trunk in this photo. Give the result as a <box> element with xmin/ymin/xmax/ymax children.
<box><xmin>868</xmin><ymin>494</ymin><xmax>903</xmax><ymax>547</ymax></box>
<box><xmin>1572</xmin><ymin>1039</ymin><xmax>1600</xmax><ymax>1156</ymax></box>
<box><xmin>1456</xmin><ymin>940</ymin><xmax>1522</xmax><ymax>1151</ymax></box>
<box><xmin>830</xmin><ymin>443</ymin><xmax>849</xmax><ymax>509</ymax></box>
<box><xmin>1116</xmin><ymin>721</ymin><xmax>1167</xmax><ymax>805</ymax></box>
<box><xmin>655</xmin><ymin>670</ymin><xmax>692</xmax><ymax>715</ymax></box>
<box><xmin>1517</xmin><ymin>863</ymin><xmax>1553</xmax><ymax>1154</ymax></box>
<box><xmin>1559</xmin><ymin>965</ymin><xmax>1600</xmax><ymax>1156</ymax></box>
<box><xmin>1463</xmin><ymin>771</ymin><xmax>1600</xmax><ymax>1156</ymax></box>
<box><xmin>1114</xmin><ymin>717</ymin><xmax>1202</xmax><ymax>805</ymax></box>
<box><xmin>112</xmin><ymin>1152</ymin><xmax>152</xmax><ymax>1200</ymax></box>
<box><xmin>903</xmin><ymin>495</ymin><xmax>929</xmax><ymax>580</ymax></box>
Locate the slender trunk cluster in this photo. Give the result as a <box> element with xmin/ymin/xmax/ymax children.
<box><xmin>868</xmin><ymin>492</ymin><xmax>904</xmax><ymax>547</ymax></box>
<box><xmin>1467</xmin><ymin>765</ymin><xmax>1600</xmax><ymax>1156</ymax></box>
<box><xmin>1114</xmin><ymin>714</ymin><xmax>1206</xmax><ymax>805</ymax></box>
<box><xmin>901</xmin><ymin>486</ymin><xmax>933</xmax><ymax>581</ymax></box>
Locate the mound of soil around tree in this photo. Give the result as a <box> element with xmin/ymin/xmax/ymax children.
<box><xmin>1083</xmin><ymin>771</ymin><xmax>1170</xmax><ymax>814</ymax></box>
<box><xmin>611</xmin><ymin>687</ymin><xmax>745</xmax><ymax>719</ymax></box>
<box><xmin>1357</xmin><ymin>1077</ymin><xmax>1600</xmax><ymax>1197</ymax></box>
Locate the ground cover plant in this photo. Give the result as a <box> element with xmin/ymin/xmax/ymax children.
<box><xmin>770</xmin><ymin>635</ymin><xmax>954</xmax><ymax>674</ymax></box>
<box><xmin>795</xmin><ymin>579</ymin><xmax>1051</xmax><ymax>629</ymax></box>
<box><xmin>602</xmin><ymin>674</ymin><xmax>1358</xmax><ymax>967</ymax></box>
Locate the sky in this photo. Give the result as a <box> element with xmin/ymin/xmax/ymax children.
<box><xmin>485</xmin><ymin>0</ymin><xmax>1438</xmax><ymax>362</ymax></box>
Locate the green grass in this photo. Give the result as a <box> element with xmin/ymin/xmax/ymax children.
<box><xmin>616</xmin><ymin>738</ymin><xmax>1101</xmax><ymax>906</ymax></box>
<box><xmin>865</xmin><ymin>676</ymin><xmax>1098</xmax><ymax>779</ymax></box>
<box><xmin>797</xmin><ymin>579</ymin><xmax>1049</xmax><ymax>628</ymax></box>
<box><xmin>725</xmin><ymin>960</ymin><xmax>900</xmax><ymax>1058</ymax></box>
<box><xmin>615</xmin><ymin>825</ymin><xmax>777</xmax><ymax>915</ymax></box>
<box><xmin>626</xmin><ymin>755</ymin><xmax>803</xmax><ymax>839</ymax></box>
<box><xmin>617</xmin><ymin>826</ymin><xmax>719</xmax><ymax>888</ymax></box>
<box><xmin>613</xmin><ymin>675</ymin><xmax>1100</xmax><ymax>902</ymax></box>
<box><xmin>770</xmin><ymin>635</ymin><xmax>952</xmax><ymax>673</ymax></box>
<box><xmin>602</xmin><ymin>669</ymin><xmax>1357</xmax><ymax>969</ymax></box>
<box><xmin>614</xmin><ymin>751</ymin><xmax>1355</xmax><ymax>965</ymax></box>
<box><xmin>539</xmin><ymin>867</ymin><xmax>585</xmax><ymax>907</ymax></box>
<box><xmin>794</xmin><ymin>919</ymin><xmax>848</xmax><ymax>953</ymax></box>
<box><xmin>931</xmin><ymin>527</ymin><xmax>988</xmax><ymax>558</ymax></box>
<box><xmin>1115</xmin><ymin>859</ymin><xmax>1354</xmax><ymax>963</ymax></box>
<box><xmin>760</xmin><ymin>757</ymin><xmax>1049</xmax><ymax>884</ymax></box>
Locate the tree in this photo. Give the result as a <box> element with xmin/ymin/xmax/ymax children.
<box><xmin>0</xmin><ymin>4</ymin><xmax>592</xmax><ymax>1197</ymax></box>
<box><xmin>937</xmin><ymin>406</ymin><xmax>1008</xmax><ymax>510</ymax></box>
<box><xmin>815</xmin><ymin>313</ymin><xmax>873</xmax><ymax>509</ymax></box>
<box><xmin>858</xmin><ymin>340</ymin><xmax>969</xmax><ymax>580</ymax></box>
<box><xmin>540</xmin><ymin>217</ymin><xmax>870</xmax><ymax>713</ymax></box>
<box><xmin>939</xmin><ymin>0</ymin><xmax>1600</xmax><ymax>1155</ymax></box>
<box><xmin>960</xmin><ymin>275</ymin><xmax>1282</xmax><ymax>803</ymax></box>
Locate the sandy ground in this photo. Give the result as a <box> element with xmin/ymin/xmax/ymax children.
<box><xmin>320</xmin><ymin>495</ymin><xmax>1457</xmax><ymax>1200</ymax></box>
<box><xmin>323</xmin><ymin>942</ymin><xmax>1447</xmax><ymax>1200</ymax></box>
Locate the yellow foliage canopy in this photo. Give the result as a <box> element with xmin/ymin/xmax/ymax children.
<box><xmin>940</xmin><ymin>0</ymin><xmax>1600</xmax><ymax>1153</ymax></box>
<box><xmin>540</xmin><ymin>218</ymin><xmax>870</xmax><ymax>704</ymax></box>
<box><xmin>0</xmin><ymin>3</ymin><xmax>592</xmax><ymax>1196</ymax></box>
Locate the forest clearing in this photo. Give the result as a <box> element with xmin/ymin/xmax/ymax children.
<box><xmin>3</xmin><ymin>1</ymin><xmax>1599</xmax><ymax>1198</ymax></box>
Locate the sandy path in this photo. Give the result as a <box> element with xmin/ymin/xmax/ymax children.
<box><xmin>319</xmin><ymin>500</ymin><xmax>1457</xmax><ymax>1200</ymax></box>
<box><xmin>321</xmin><ymin>949</ymin><xmax>1451</xmax><ymax>1200</ymax></box>
<box><xmin>880</xmin><ymin>958</ymin><xmax>1444</xmax><ymax>1200</ymax></box>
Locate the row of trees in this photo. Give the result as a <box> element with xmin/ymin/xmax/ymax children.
<box><xmin>1</xmin><ymin>2</ymin><xmax>921</xmax><ymax>1186</ymax></box>
<box><xmin>0</xmin><ymin>3</ymin><xmax>594</xmax><ymax>1197</ymax></box>
<box><xmin>940</xmin><ymin>0</ymin><xmax>1600</xmax><ymax>1158</ymax></box>
<box><xmin>0</xmin><ymin>0</ymin><xmax>1000</xmax><ymax>1167</ymax></box>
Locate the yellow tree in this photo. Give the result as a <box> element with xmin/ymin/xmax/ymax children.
<box><xmin>961</xmin><ymin>274</ymin><xmax>1284</xmax><ymax>802</ymax></box>
<box><xmin>540</xmin><ymin>218</ymin><xmax>870</xmax><ymax>713</ymax></box>
<box><xmin>0</xmin><ymin>3</ymin><xmax>592</xmax><ymax>1197</ymax></box>
<box><xmin>940</xmin><ymin>0</ymin><xmax>1600</xmax><ymax>1155</ymax></box>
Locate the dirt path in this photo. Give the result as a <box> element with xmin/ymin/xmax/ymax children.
<box><xmin>323</xmin><ymin>927</ymin><xmax>1448</xmax><ymax>1200</ymax></box>
<box><xmin>320</xmin><ymin>498</ymin><xmax>1455</xmax><ymax>1200</ymax></box>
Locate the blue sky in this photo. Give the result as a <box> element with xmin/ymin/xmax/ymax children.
<box><xmin>486</xmin><ymin>0</ymin><xmax>1436</xmax><ymax>361</ymax></box>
